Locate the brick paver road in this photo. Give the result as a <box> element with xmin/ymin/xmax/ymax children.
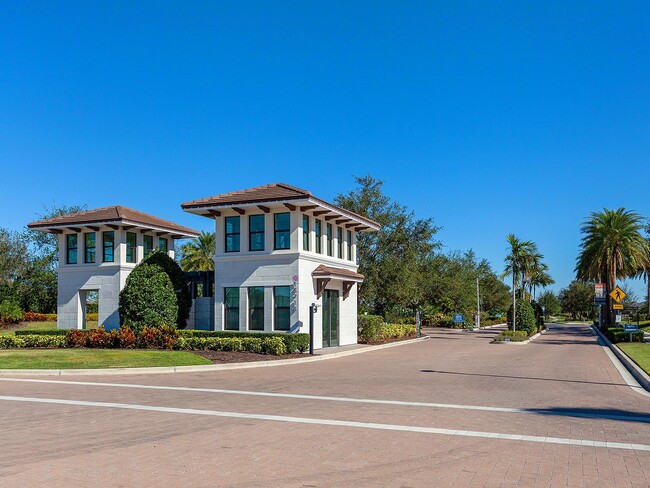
<box><xmin>1</xmin><ymin>323</ymin><xmax>650</xmax><ymax>487</ymax></box>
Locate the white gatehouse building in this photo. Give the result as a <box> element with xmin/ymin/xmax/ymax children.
<box><xmin>28</xmin><ymin>184</ymin><xmax>380</xmax><ymax>350</ymax></box>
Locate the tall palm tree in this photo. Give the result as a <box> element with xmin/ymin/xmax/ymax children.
<box><xmin>502</xmin><ymin>234</ymin><xmax>536</xmax><ymax>331</ymax></box>
<box><xmin>575</xmin><ymin>208</ymin><xmax>649</xmax><ymax>325</ymax></box>
<box><xmin>529</xmin><ymin>261</ymin><xmax>554</xmax><ymax>301</ymax></box>
<box><xmin>179</xmin><ymin>231</ymin><xmax>216</xmax><ymax>271</ymax></box>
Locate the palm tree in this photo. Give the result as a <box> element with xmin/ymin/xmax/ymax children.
<box><xmin>529</xmin><ymin>261</ymin><xmax>554</xmax><ymax>301</ymax></box>
<box><xmin>575</xmin><ymin>208</ymin><xmax>649</xmax><ymax>325</ymax></box>
<box><xmin>179</xmin><ymin>231</ymin><xmax>216</xmax><ymax>271</ymax></box>
<box><xmin>502</xmin><ymin>234</ymin><xmax>536</xmax><ymax>331</ymax></box>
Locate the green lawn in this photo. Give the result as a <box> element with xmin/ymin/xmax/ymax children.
<box><xmin>618</xmin><ymin>343</ymin><xmax>650</xmax><ymax>375</ymax></box>
<box><xmin>0</xmin><ymin>321</ymin><xmax>57</xmax><ymax>335</ymax></box>
<box><xmin>0</xmin><ymin>349</ymin><xmax>212</xmax><ymax>369</ymax></box>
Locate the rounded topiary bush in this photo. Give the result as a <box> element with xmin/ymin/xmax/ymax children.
<box><xmin>118</xmin><ymin>264</ymin><xmax>178</xmax><ymax>333</ymax></box>
<box><xmin>140</xmin><ymin>250</ymin><xmax>192</xmax><ymax>329</ymax></box>
<box><xmin>506</xmin><ymin>300</ymin><xmax>537</xmax><ymax>335</ymax></box>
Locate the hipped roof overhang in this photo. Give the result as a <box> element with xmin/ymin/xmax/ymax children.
<box><xmin>181</xmin><ymin>183</ymin><xmax>380</xmax><ymax>233</ymax></box>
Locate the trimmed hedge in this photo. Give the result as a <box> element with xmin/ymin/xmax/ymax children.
<box><xmin>0</xmin><ymin>335</ymin><xmax>66</xmax><ymax>348</ymax></box>
<box><xmin>178</xmin><ymin>330</ymin><xmax>309</xmax><ymax>353</ymax></box>
<box><xmin>16</xmin><ymin>329</ymin><xmax>69</xmax><ymax>336</ymax></box>
<box><xmin>179</xmin><ymin>336</ymin><xmax>288</xmax><ymax>355</ymax></box>
<box><xmin>494</xmin><ymin>330</ymin><xmax>529</xmax><ymax>342</ymax></box>
<box><xmin>507</xmin><ymin>301</ymin><xmax>537</xmax><ymax>335</ymax></box>
<box><xmin>358</xmin><ymin>318</ymin><xmax>416</xmax><ymax>343</ymax></box>
<box><xmin>605</xmin><ymin>327</ymin><xmax>644</xmax><ymax>344</ymax></box>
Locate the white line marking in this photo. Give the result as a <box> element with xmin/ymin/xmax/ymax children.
<box><xmin>1</xmin><ymin>377</ymin><xmax>649</xmax><ymax>423</ymax></box>
<box><xmin>0</xmin><ymin>394</ymin><xmax>648</xmax><ymax>452</ymax></box>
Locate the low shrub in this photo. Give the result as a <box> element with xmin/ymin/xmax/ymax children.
<box><xmin>494</xmin><ymin>330</ymin><xmax>529</xmax><ymax>342</ymax></box>
<box><xmin>358</xmin><ymin>315</ymin><xmax>384</xmax><ymax>342</ymax></box>
<box><xmin>111</xmin><ymin>327</ymin><xmax>137</xmax><ymax>348</ymax></box>
<box><xmin>87</xmin><ymin>327</ymin><xmax>113</xmax><ymax>348</ymax></box>
<box><xmin>179</xmin><ymin>336</ymin><xmax>288</xmax><ymax>355</ymax></box>
<box><xmin>135</xmin><ymin>325</ymin><xmax>180</xmax><ymax>350</ymax></box>
<box><xmin>0</xmin><ymin>301</ymin><xmax>24</xmax><ymax>324</ymax></box>
<box><xmin>23</xmin><ymin>311</ymin><xmax>48</xmax><ymax>322</ymax></box>
<box><xmin>507</xmin><ymin>301</ymin><xmax>537</xmax><ymax>335</ymax></box>
<box><xmin>65</xmin><ymin>329</ymin><xmax>88</xmax><ymax>348</ymax></box>
<box><xmin>605</xmin><ymin>327</ymin><xmax>644</xmax><ymax>343</ymax></box>
<box><xmin>261</xmin><ymin>336</ymin><xmax>287</xmax><ymax>355</ymax></box>
<box><xmin>359</xmin><ymin>322</ymin><xmax>416</xmax><ymax>343</ymax></box>
<box><xmin>0</xmin><ymin>335</ymin><xmax>66</xmax><ymax>348</ymax></box>
<box><xmin>45</xmin><ymin>313</ymin><xmax>57</xmax><ymax>321</ymax></box>
<box><xmin>179</xmin><ymin>330</ymin><xmax>309</xmax><ymax>353</ymax></box>
<box><xmin>86</xmin><ymin>313</ymin><xmax>99</xmax><ymax>322</ymax></box>
<box><xmin>16</xmin><ymin>330</ymin><xmax>69</xmax><ymax>336</ymax></box>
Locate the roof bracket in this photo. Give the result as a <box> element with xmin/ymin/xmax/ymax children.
<box><xmin>316</xmin><ymin>278</ymin><xmax>331</xmax><ymax>299</ymax></box>
<box><xmin>342</xmin><ymin>281</ymin><xmax>355</xmax><ymax>300</ymax></box>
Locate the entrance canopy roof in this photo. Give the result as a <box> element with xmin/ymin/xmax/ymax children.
<box><xmin>27</xmin><ymin>206</ymin><xmax>199</xmax><ymax>239</ymax></box>
<box><xmin>181</xmin><ymin>183</ymin><xmax>380</xmax><ymax>232</ymax></box>
<box><xmin>312</xmin><ymin>265</ymin><xmax>364</xmax><ymax>282</ymax></box>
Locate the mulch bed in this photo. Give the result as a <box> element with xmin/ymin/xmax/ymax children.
<box><xmin>191</xmin><ymin>350</ymin><xmax>309</xmax><ymax>363</ymax></box>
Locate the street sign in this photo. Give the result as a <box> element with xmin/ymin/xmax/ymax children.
<box><xmin>595</xmin><ymin>283</ymin><xmax>606</xmax><ymax>299</ymax></box>
<box><xmin>613</xmin><ymin>304</ymin><xmax>624</xmax><ymax>310</ymax></box>
<box><xmin>453</xmin><ymin>314</ymin><xmax>465</xmax><ymax>324</ymax></box>
<box><xmin>624</xmin><ymin>324</ymin><xmax>638</xmax><ymax>333</ymax></box>
<box><xmin>615</xmin><ymin>314</ymin><xmax>622</xmax><ymax>323</ymax></box>
<box><xmin>609</xmin><ymin>286</ymin><xmax>626</xmax><ymax>303</ymax></box>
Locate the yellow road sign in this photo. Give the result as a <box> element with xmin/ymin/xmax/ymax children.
<box><xmin>609</xmin><ymin>286</ymin><xmax>626</xmax><ymax>303</ymax></box>
<box><xmin>613</xmin><ymin>304</ymin><xmax>624</xmax><ymax>310</ymax></box>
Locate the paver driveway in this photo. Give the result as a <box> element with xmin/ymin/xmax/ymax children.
<box><xmin>1</xmin><ymin>323</ymin><xmax>649</xmax><ymax>487</ymax></box>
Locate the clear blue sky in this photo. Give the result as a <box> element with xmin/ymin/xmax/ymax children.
<box><xmin>2</xmin><ymin>1</ymin><xmax>649</xmax><ymax>297</ymax></box>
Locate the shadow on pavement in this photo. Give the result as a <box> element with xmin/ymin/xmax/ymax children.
<box><xmin>419</xmin><ymin>369</ymin><xmax>630</xmax><ymax>388</ymax></box>
<box><xmin>524</xmin><ymin>407</ymin><xmax>650</xmax><ymax>424</ymax></box>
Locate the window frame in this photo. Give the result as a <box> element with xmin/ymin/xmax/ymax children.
<box><xmin>315</xmin><ymin>219</ymin><xmax>322</xmax><ymax>254</ymax></box>
<box><xmin>302</xmin><ymin>215</ymin><xmax>310</xmax><ymax>251</ymax></box>
<box><xmin>225</xmin><ymin>216</ymin><xmax>241</xmax><ymax>253</ymax></box>
<box><xmin>248</xmin><ymin>287</ymin><xmax>265</xmax><ymax>331</ymax></box>
<box><xmin>224</xmin><ymin>287</ymin><xmax>240</xmax><ymax>331</ymax></box>
<box><xmin>249</xmin><ymin>214</ymin><xmax>265</xmax><ymax>252</ymax></box>
<box><xmin>347</xmin><ymin>230</ymin><xmax>352</xmax><ymax>261</ymax></box>
<box><xmin>273</xmin><ymin>286</ymin><xmax>291</xmax><ymax>331</ymax></box>
<box><xmin>126</xmin><ymin>232</ymin><xmax>137</xmax><ymax>263</ymax></box>
<box><xmin>274</xmin><ymin>212</ymin><xmax>291</xmax><ymax>250</ymax></box>
<box><xmin>66</xmin><ymin>234</ymin><xmax>78</xmax><ymax>265</ymax></box>
<box><xmin>158</xmin><ymin>237</ymin><xmax>168</xmax><ymax>253</ymax></box>
<box><xmin>84</xmin><ymin>232</ymin><xmax>96</xmax><ymax>264</ymax></box>
<box><xmin>326</xmin><ymin>223</ymin><xmax>332</xmax><ymax>256</ymax></box>
<box><xmin>337</xmin><ymin>226</ymin><xmax>343</xmax><ymax>259</ymax></box>
<box><xmin>143</xmin><ymin>234</ymin><xmax>154</xmax><ymax>258</ymax></box>
<box><xmin>102</xmin><ymin>231</ymin><xmax>114</xmax><ymax>263</ymax></box>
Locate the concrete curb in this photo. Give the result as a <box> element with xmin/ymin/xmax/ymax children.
<box><xmin>0</xmin><ymin>336</ymin><xmax>429</xmax><ymax>377</ymax></box>
<box><xmin>491</xmin><ymin>328</ymin><xmax>548</xmax><ymax>345</ymax></box>
<box><xmin>478</xmin><ymin>323</ymin><xmax>507</xmax><ymax>330</ymax></box>
<box><xmin>591</xmin><ymin>326</ymin><xmax>650</xmax><ymax>393</ymax></box>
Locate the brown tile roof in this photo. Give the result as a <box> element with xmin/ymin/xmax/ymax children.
<box><xmin>312</xmin><ymin>264</ymin><xmax>364</xmax><ymax>281</ymax></box>
<box><xmin>27</xmin><ymin>206</ymin><xmax>199</xmax><ymax>237</ymax></box>
<box><xmin>182</xmin><ymin>183</ymin><xmax>380</xmax><ymax>230</ymax></box>
<box><xmin>182</xmin><ymin>183</ymin><xmax>311</xmax><ymax>208</ymax></box>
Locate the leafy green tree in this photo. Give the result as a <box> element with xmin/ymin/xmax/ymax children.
<box><xmin>335</xmin><ymin>175</ymin><xmax>440</xmax><ymax>316</ymax></box>
<box><xmin>575</xmin><ymin>208</ymin><xmax>649</xmax><ymax>325</ymax></box>
<box><xmin>140</xmin><ymin>250</ymin><xmax>192</xmax><ymax>329</ymax></box>
<box><xmin>179</xmin><ymin>231</ymin><xmax>215</xmax><ymax>271</ymax></box>
<box><xmin>537</xmin><ymin>290</ymin><xmax>561</xmax><ymax>316</ymax></box>
<box><xmin>506</xmin><ymin>300</ymin><xmax>536</xmax><ymax>335</ymax></box>
<box><xmin>118</xmin><ymin>265</ymin><xmax>178</xmax><ymax>333</ymax></box>
<box><xmin>559</xmin><ymin>281</ymin><xmax>595</xmax><ymax>320</ymax></box>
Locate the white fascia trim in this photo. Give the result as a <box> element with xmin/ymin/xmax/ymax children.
<box><xmin>39</xmin><ymin>221</ymin><xmax>198</xmax><ymax>239</ymax></box>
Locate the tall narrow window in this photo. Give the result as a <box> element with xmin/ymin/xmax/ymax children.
<box><xmin>248</xmin><ymin>287</ymin><xmax>265</xmax><ymax>331</ymax></box>
<box><xmin>315</xmin><ymin>219</ymin><xmax>322</xmax><ymax>254</ymax></box>
<box><xmin>103</xmin><ymin>231</ymin><xmax>114</xmax><ymax>263</ymax></box>
<box><xmin>337</xmin><ymin>227</ymin><xmax>343</xmax><ymax>259</ymax></box>
<box><xmin>274</xmin><ymin>212</ymin><xmax>290</xmax><ymax>250</ymax></box>
<box><xmin>66</xmin><ymin>234</ymin><xmax>77</xmax><ymax>264</ymax></box>
<box><xmin>224</xmin><ymin>287</ymin><xmax>240</xmax><ymax>331</ymax></box>
<box><xmin>84</xmin><ymin>233</ymin><xmax>96</xmax><ymax>263</ymax></box>
<box><xmin>225</xmin><ymin>216</ymin><xmax>240</xmax><ymax>252</ymax></box>
<box><xmin>143</xmin><ymin>235</ymin><xmax>153</xmax><ymax>257</ymax></box>
<box><xmin>302</xmin><ymin>215</ymin><xmax>310</xmax><ymax>251</ymax></box>
<box><xmin>126</xmin><ymin>232</ymin><xmax>137</xmax><ymax>263</ymax></box>
<box><xmin>347</xmin><ymin>230</ymin><xmax>352</xmax><ymax>261</ymax></box>
<box><xmin>274</xmin><ymin>286</ymin><xmax>291</xmax><ymax>331</ymax></box>
<box><xmin>158</xmin><ymin>237</ymin><xmax>168</xmax><ymax>253</ymax></box>
<box><xmin>326</xmin><ymin>224</ymin><xmax>332</xmax><ymax>256</ymax></box>
<box><xmin>249</xmin><ymin>214</ymin><xmax>265</xmax><ymax>251</ymax></box>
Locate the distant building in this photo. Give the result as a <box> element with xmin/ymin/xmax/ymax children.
<box><xmin>28</xmin><ymin>206</ymin><xmax>199</xmax><ymax>330</ymax></box>
<box><xmin>182</xmin><ymin>183</ymin><xmax>380</xmax><ymax>349</ymax></box>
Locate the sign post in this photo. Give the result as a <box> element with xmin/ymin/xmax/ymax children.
<box><xmin>416</xmin><ymin>309</ymin><xmax>421</xmax><ymax>338</ymax></box>
<box><xmin>624</xmin><ymin>323</ymin><xmax>638</xmax><ymax>342</ymax></box>
<box><xmin>594</xmin><ymin>283</ymin><xmax>606</xmax><ymax>329</ymax></box>
<box><xmin>453</xmin><ymin>314</ymin><xmax>465</xmax><ymax>328</ymax></box>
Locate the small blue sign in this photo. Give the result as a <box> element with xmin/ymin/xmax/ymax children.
<box><xmin>624</xmin><ymin>324</ymin><xmax>638</xmax><ymax>333</ymax></box>
<box><xmin>453</xmin><ymin>313</ymin><xmax>465</xmax><ymax>323</ymax></box>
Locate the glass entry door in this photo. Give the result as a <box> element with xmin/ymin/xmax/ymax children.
<box><xmin>322</xmin><ymin>289</ymin><xmax>339</xmax><ymax>347</ymax></box>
